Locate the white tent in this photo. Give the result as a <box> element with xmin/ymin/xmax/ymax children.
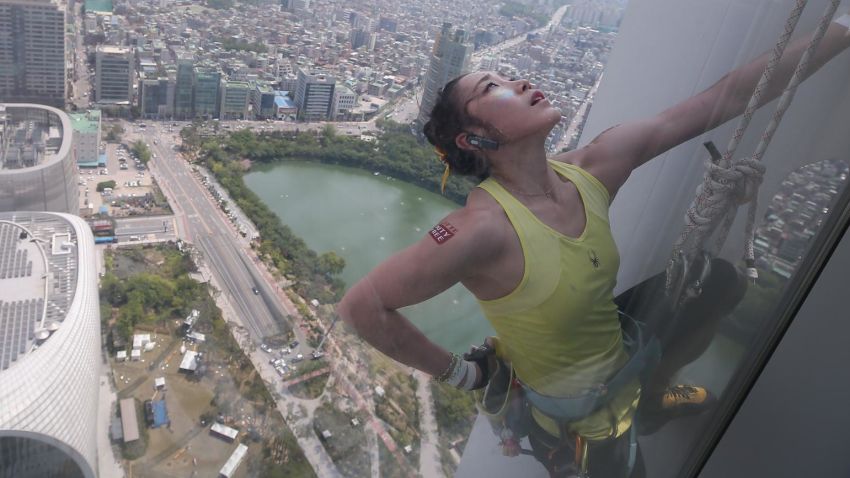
<box><xmin>179</xmin><ymin>350</ymin><xmax>198</xmax><ymax>372</ymax></box>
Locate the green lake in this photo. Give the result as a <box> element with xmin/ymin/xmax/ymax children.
<box><xmin>244</xmin><ymin>161</ymin><xmax>494</xmax><ymax>353</ymax></box>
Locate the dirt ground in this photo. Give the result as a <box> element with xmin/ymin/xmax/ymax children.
<box><xmin>113</xmin><ymin>333</ymin><xmax>255</xmax><ymax>478</ymax></box>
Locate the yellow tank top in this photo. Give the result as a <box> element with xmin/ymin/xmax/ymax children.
<box><xmin>476</xmin><ymin>160</ymin><xmax>640</xmax><ymax>441</ymax></box>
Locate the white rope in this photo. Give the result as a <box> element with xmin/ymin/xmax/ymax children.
<box><xmin>715</xmin><ymin>0</ymin><xmax>842</xmax><ymax>275</ymax></box>
<box><xmin>667</xmin><ymin>0</ymin><xmax>841</xmax><ymax>293</ymax></box>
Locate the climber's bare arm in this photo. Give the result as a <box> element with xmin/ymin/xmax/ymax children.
<box><xmin>560</xmin><ymin>19</ymin><xmax>850</xmax><ymax>199</ymax></box>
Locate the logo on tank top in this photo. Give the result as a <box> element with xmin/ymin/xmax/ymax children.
<box><xmin>588</xmin><ymin>249</ymin><xmax>600</xmax><ymax>268</ymax></box>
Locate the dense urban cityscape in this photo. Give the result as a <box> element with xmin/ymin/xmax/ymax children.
<box><xmin>0</xmin><ymin>0</ymin><xmax>627</xmax><ymax>476</ymax></box>
<box><xmin>1</xmin><ymin>0</ymin><xmax>849</xmax><ymax>477</ymax></box>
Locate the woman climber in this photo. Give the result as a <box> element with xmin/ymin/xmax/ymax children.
<box><xmin>337</xmin><ymin>12</ymin><xmax>850</xmax><ymax>477</ymax></box>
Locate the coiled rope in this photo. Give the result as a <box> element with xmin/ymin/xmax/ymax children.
<box><xmin>667</xmin><ymin>0</ymin><xmax>842</xmax><ymax>298</ymax></box>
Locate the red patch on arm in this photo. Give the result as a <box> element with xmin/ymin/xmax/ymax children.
<box><xmin>428</xmin><ymin>222</ymin><xmax>457</xmax><ymax>245</ymax></box>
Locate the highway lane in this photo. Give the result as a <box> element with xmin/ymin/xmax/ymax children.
<box><xmin>136</xmin><ymin>125</ymin><xmax>290</xmax><ymax>341</ymax></box>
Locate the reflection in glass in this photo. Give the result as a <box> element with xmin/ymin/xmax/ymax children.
<box><xmin>725</xmin><ymin>159</ymin><xmax>850</xmax><ymax>342</ymax></box>
<box><xmin>0</xmin><ymin>436</ymin><xmax>85</xmax><ymax>478</ymax></box>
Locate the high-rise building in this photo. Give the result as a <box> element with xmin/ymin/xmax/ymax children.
<box><xmin>378</xmin><ymin>16</ymin><xmax>398</xmax><ymax>33</ymax></box>
<box><xmin>294</xmin><ymin>69</ymin><xmax>335</xmax><ymax>121</ymax></box>
<box><xmin>68</xmin><ymin>109</ymin><xmax>101</xmax><ymax>167</ymax></box>
<box><xmin>281</xmin><ymin>0</ymin><xmax>309</xmax><ymax>13</ymax></box>
<box><xmin>331</xmin><ymin>84</ymin><xmax>357</xmax><ymax>119</ymax></box>
<box><xmin>417</xmin><ymin>23</ymin><xmax>472</xmax><ymax>129</ymax></box>
<box><xmin>349</xmin><ymin>12</ymin><xmax>370</xmax><ymax>31</ymax></box>
<box><xmin>479</xmin><ymin>55</ymin><xmax>500</xmax><ymax>71</ymax></box>
<box><xmin>0</xmin><ymin>104</ymin><xmax>79</xmax><ymax>214</ymax></box>
<box><xmin>251</xmin><ymin>82</ymin><xmax>277</xmax><ymax>119</ymax></box>
<box><xmin>193</xmin><ymin>68</ymin><xmax>221</xmax><ymax>119</ymax></box>
<box><xmin>139</xmin><ymin>75</ymin><xmax>175</xmax><ymax>119</ymax></box>
<box><xmin>280</xmin><ymin>74</ymin><xmax>298</xmax><ymax>93</ymax></box>
<box><xmin>350</xmin><ymin>28</ymin><xmax>370</xmax><ymax>50</ymax></box>
<box><xmin>219</xmin><ymin>79</ymin><xmax>251</xmax><ymax>120</ymax></box>
<box><xmin>95</xmin><ymin>45</ymin><xmax>134</xmax><ymax>105</ymax></box>
<box><xmin>174</xmin><ymin>53</ymin><xmax>194</xmax><ymax>119</ymax></box>
<box><xmin>0</xmin><ymin>211</ymin><xmax>101</xmax><ymax>478</ymax></box>
<box><xmin>0</xmin><ymin>0</ymin><xmax>67</xmax><ymax>107</ymax></box>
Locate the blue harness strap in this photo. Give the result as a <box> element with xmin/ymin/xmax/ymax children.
<box><xmin>521</xmin><ymin>315</ymin><xmax>661</xmax><ymax>423</ymax></box>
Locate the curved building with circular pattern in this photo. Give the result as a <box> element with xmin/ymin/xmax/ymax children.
<box><xmin>0</xmin><ymin>104</ymin><xmax>79</xmax><ymax>214</ymax></box>
<box><xmin>0</xmin><ymin>212</ymin><xmax>100</xmax><ymax>478</ymax></box>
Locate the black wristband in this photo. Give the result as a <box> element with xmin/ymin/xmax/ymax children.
<box><xmin>463</xmin><ymin>343</ymin><xmax>494</xmax><ymax>390</ymax></box>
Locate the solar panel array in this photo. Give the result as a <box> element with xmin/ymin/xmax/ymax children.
<box><xmin>0</xmin><ymin>223</ymin><xmax>33</xmax><ymax>279</ymax></box>
<box><xmin>23</xmin><ymin>215</ymin><xmax>78</xmax><ymax>325</ymax></box>
<box><xmin>0</xmin><ymin>299</ymin><xmax>43</xmax><ymax>370</ymax></box>
<box><xmin>0</xmin><ymin>214</ymin><xmax>78</xmax><ymax>365</ymax></box>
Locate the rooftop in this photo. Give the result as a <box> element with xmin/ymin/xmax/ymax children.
<box><xmin>0</xmin><ymin>104</ymin><xmax>72</xmax><ymax>172</ymax></box>
<box><xmin>68</xmin><ymin>110</ymin><xmax>101</xmax><ymax>135</ymax></box>
<box><xmin>274</xmin><ymin>95</ymin><xmax>296</xmax><ymax>108</ymax></box>
<box><xmin>85</xmin><ymin>0</ymin><xmax>113</xmax><ymax>13</ymax></box>
<box><xmin>0</xmin><ymin>213</ymin><xmax>79</xmax><ymax>371</ymax></box>
<box><xmin>97</xmin><ymin>45</ymin><xmax>131</xmax><ymax>55</ymax></box>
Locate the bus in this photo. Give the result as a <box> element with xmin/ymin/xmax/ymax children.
<box><xmin>94</xmin><ymin>236</ymin><xmax>117</xmax><ymax>244</ymax></box>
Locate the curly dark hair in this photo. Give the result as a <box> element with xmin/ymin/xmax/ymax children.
<box><xmin>422</xmin><ymin>74</ymin><xmax>496</xmax><ymax>181</ymax></box>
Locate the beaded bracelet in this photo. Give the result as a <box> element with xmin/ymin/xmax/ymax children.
<box><xmin>434</xmin><ymin>353</ymin><xmax>459</xmax><ymax>382</ymax></box>
<box><xmin>445</xmin><ymin>358</ymin><xmax>467</xmax><ymax>387</ymax></box>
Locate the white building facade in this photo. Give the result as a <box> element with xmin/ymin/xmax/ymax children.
<box><xmin>68</xmin><ymin>110</ymin><xmax>101</xmax><ymax>167</ymax></box>
<box><xmin>331</xmin><ymin>84</ymin><xmax>357</xmax><ymax>119</ymax></box>
<box><xmin>0</xmin><ymin>212</ymin><xmax>101</xmax><ymax>478</ymax></box>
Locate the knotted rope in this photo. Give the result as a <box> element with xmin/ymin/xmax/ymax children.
<box><xmin>667</xmin><ymin>0</ymin><xmax>842</xmax><ymax>296</ymax></box>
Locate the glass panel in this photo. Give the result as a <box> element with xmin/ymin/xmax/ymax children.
<box><xmin>4</xmin><ymin>1</ymin><xmax>849</xmax><ymax>478</ymax></box>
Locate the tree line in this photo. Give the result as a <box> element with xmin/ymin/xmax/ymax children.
<box><xmin>209</xmin><ymin>120</ymin><xmax>477</xmax><ymax>204</ymax></box>
<box><xmin>187</xmin><ymin>121</ymin><xmax>479</xmax><ymax>302</ymax></box>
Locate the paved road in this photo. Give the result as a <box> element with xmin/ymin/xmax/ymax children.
<box><xmin>70</xmin><ymin>2</ymin><xmax>91</xmax><ymax>110</ymax></box>
<box><xmin>556</xmin><ymin>73</ymin><xmax>603</xmax><ymax>152</ymax></box>
<box><xmin>471</xmin><ymin>4</ymin><xmax>569</xmax><ymax>65</ymax></box>
<box><xmin>416</xmin><ymin>371</ymin><xmax>445</xmax><ymax>478</ymax></box>
<box><xmin>281</xmin><ymin>367</ymin><xmax>330</xmax><ymax>388</ymax></box>
<box><xmin>241</xmin><ymin>334</ymin><xmax>343</xmax><ymax>478</ymax></box>
<box><xmin>114</xmin><ymin>215</ymin><xmax>177</xmax><ymax>237</ymax></box>
<box><xmin>383</xmin><ymin>4</ymin><xmax>570</xmax><ymax>126</ymax></box>
<box><xmin>135</xmin><ymin>124</ymin><xmax>290</xmax><ymax>341</ymax></box>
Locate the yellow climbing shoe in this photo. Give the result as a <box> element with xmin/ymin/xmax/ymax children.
<box><xmin>637</xmin><ymin>385</ymin><xmax>716</xmax><ymax>435</ymax></box>
<box><xmin>658</xmin><ymin>385</ymin><xmax>715</xmax><ymax>413</ymax></box>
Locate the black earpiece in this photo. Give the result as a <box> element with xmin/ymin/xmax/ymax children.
<box><xmin>466</xmin><ymin>134</ymin><xmax>500</xmax><ymax>151</ymax></box>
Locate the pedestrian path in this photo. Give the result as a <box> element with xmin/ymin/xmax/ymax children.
<box><xmin>282</xmin><ymin>367</ymin><xmax>330</xmax><ymax>388</ymax></box>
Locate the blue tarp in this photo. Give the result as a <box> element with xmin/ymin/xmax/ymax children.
<box><xmin>99</xmin><ymin>205</ymin><xmax>109</xmax><ymax>215</ymax></box>
<box><xmin>152</xmin><ymin>400</ymin><xmax>169</xmax><ymax>428</ymax></box>
<box><xmin>274</xmin><ymin>91</ymin><xmax>295</xmax><ymax>109</ymax></box>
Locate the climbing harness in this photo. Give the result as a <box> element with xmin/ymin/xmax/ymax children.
<box><xmin>667</xmin><ymin>0</ymin><xmax>843</xmax><ymax>306</ymax></box>
<box><xmin>472</xmin><ymin>313</ymin><xmax>660</xmax><ymax>477</ymax></box>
